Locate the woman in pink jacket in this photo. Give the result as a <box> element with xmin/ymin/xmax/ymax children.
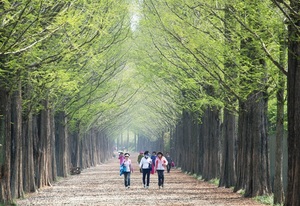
<box><xmin>155</xmin><ymin>152</ymin><xmax>168</xmax><ymax>189</ymax></box>
<box><xmin>118</xmin><ymin>152</ymin><xmax>124</xmax><ymax>165</ymax></box>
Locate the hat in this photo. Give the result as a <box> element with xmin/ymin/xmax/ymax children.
<box><xmin>139</xmin><ymin>151</ymin><xmax>144</xmax><ymax>154</ymax></box>
<box><xmin>157</xmin><ymin>152</ymin><xmax>163</xmax><ymax>156</ymax></box>
<box><xmin>124</xmin><ymin>153</ymin><xmax>130</xmax><ymax>157</ymax></box>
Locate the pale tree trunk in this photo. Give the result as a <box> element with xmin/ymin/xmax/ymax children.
<box><xmin>274</xmin><ymin>71</ymin><xmax>285</xmax><ymax>204</ymax></box>
<box><xmin>11</xmin><ymin>82</ymin><xmax>23</xmax><ymax>199</ymax></box>
<box><xmin>273</xmin><ymin>29</ymin><xmax>286</xmax><ymax>205</ymax></box>
<box><xmin>37</xmin><ymin>100</ymin><xmax>52</xmax><ymax>187</ymax></box>
<box><xmin>50</xmin><ymin>109</ymin><xmax>57</xmax><ymax>181</ymax></box>
<box><xmin>23</xmin><ymin>112</ymin><xmax>36</xmax><ymax>193</ymax></box>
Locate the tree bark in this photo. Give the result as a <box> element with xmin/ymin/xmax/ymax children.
<box><xmin>202</xmin><ymin>107</ymin><xmax>220</xmax><ymax>181</ymax></box>
<box><xmin>10</xmin><ymin>82</ymin><xmax>23</xmax><ymax>199</ymax></box>
<box><xmin>0</xmin><ymin>87</ymin><xmax>12</xmax><ymax>203</ymax></box>
<box><xmin>23</xmin><ymin>112</ymin><xmax>36</xmax><ymax>193</ymax></box>
<box><xmin>219</xmin><ymin>109</ymin><xmax>236</xmax><ymax>188</ymax></box>
<box><xmin>273</xmin><ymin>28</ymin><xmax>286</xmax><ymax>205</ymax></box>
<box><xmin>234</xmin><ymin>91</ymin><xmax>271</xmax><ymax>197</ymax></box>
<box><xmin>56</xmin><ymin>112</ymin><xmax>69</xmax><ymax>177</ymax></box>
<box><xmin>285</xmin><ymin>0</ymin><xmax>300</xmax><ymax>204</ymax></box>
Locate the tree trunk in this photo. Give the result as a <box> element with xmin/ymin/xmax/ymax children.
<box><xmin>273</xmin><ymin>28</ymin><xmax>286</xmax><ymax>205</ymax></box>
<box><xmin>274</xmin><ymin>70</ymin><xmax>285</xmax><ymax>204</ymax></box>
<box><xmin>36</xmin><ymin>100</ymin><xmax>52</xmax><ymax>188</ymax></box>
<box><xmin>56</xmin><ymin>112</ymin><xmax>69</xmax><ymax>177</ymax></box>
<box><xmin>10</xmin><ymin>83</ymin><xmax>23</xmax><ymax>199</ymax></box>
<box><xmin>219</xmin><ymin>109</ymin><xmax>236</xmax><ymax>187</ymax></box>
<box><xmin>50</xmin><ymin>110</ymin><xmax>57</xmax><ymax>181</ymax></box>
<box><xmin>23</xmin><ymin>112</ymin><xmax>36</xmax><ymax>193</ymax></box>
<box><xmin>219</xmin><ymin>1</ymin><xmax>237</xmax><ymax>188</ymax></box>
<box><xmin>0</xmin><ymin>88</ymin><xmax>12</xmax><ymax>203</ymax></box>
<box><xmin>234</xmin><ymin>92</ymin><xmax>271</xmax><ymax>197</ymax></box>
<box><xmin>202</xmin><ymin>107</ymin><xmax>220</xmax><ymax>181</ymax></box>
<box><xmin>285</xmin><ymin>0</ymin><xmax>300</xmax><ymax>204</ymax></box>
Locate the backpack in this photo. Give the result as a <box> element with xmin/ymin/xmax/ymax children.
<box><xmin>119</xmin><ymin>163</ymin><xmax>126</xmax><ymax>176</ymax></box>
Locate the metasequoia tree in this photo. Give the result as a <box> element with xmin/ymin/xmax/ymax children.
<box><xmin>219</xmin><ymin>2</ymin><xmax>237</xmax><ymax>188</ymax></box>
<box><xmin>0</xmin><ymin>0</ymin><xmax>131</xmax><ymax>203</ymax></box>
<box><xmin>141</xmin><ymin>0</ymin><xmax>225</xmax><ymax>180</ymax></box>
<box><xmin>285</xmin><ymin>0</ymin><xmax>300</xmax><ymax>205</ymax></box>
<box><xmin>139</xmin><ymin>0</ymin><xmax>288</xmax><ymax>198</ymax></box>
<box><xmin>232</xmin><ymin>0</ymin><xmax>271</xmax><ymax>197</ymax></box>
<box><xmin>0</xmin><ymin>1</ymin><xmax>72</xmax><ymax>202</ymax></box>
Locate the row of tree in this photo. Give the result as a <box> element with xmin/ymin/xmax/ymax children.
<box><xmin>0</xmin><ymin>0</ymin><xmax>133</xmax><ymax>204</ymax></box>
<box><xmin>127</xmin><ymin>0</ymin><xmax>299</xmax><ymax>205</ymax></box>
<box><xmin>1</xmin><ymin>0</ymin><xmax>300</xmax><ymax>205</ymax></box>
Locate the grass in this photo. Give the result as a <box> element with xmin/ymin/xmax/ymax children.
<box><xmin>0</xmin><ymin>202</ymin><xmax>17</xmax><ymax>206</ymax></box>
<box><xmin>253</xmin><ymin>194</ymin><xmax>283</xmax><ymax>206</ymax></box>
<box><xmin>208</xmin><ymin>178</ymin><xmax>220</xmax><ymax>186</ymax></box>
<box><xmin>237</xmin><ymin>189</ymin><xmax>245</xmax><ymax>195</ymax></box>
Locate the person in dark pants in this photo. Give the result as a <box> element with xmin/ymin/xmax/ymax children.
<box><xmin>122</xmin><ymin>153</ymin><xmax>133</xmax><ymax>189</ymax></box>
<box><xmin>165</xmin><ymin>152</ymin><xmax>172</xmax><ymax>173</ymax></box>
<box><xmin>150</xmin><ymin>151</ymin><xmax>157</xmax><ymax>174</ymax></box>
<box><xmin>139</xmin><ymin>151</ymin><xmax>152</xmax><ymax>189</ymax></box>
<box><xmin>155</xmin><ymin>152</ymin><xmax>168</xmax><ymax>189</ymax></box>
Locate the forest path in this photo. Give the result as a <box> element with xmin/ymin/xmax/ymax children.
<box><xmin>16</xmin><ymin>153</ymin><xmax>266</xmax><ymax>206</ymax></box>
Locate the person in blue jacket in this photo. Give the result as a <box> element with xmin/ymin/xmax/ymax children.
<box><xmin>150</xmin><ymin>151</ymin><xmax>157</xmax><ymax>174</ymax></box>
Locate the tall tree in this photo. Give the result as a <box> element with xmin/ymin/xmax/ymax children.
<box><xmin>286</xmin><ymin>0</ymin><xmax>300</xmax><ymax>204</ymax></box>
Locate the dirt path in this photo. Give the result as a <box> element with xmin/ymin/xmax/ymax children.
<box><xmin>16</xmin><ymin>153</ymin><xmax>266</xmax><ymax>206</ymax></box>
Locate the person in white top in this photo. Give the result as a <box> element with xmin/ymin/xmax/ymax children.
<box><xmin>139</xmin><ymin>151</ymin><xmax>152</xmax><ymax>188</ymax></box>
<box><xmin>155</xmin><ymin>152</ymin><xmax>168</xmax><ymax>189</ymax></box>
<box><xmin>123</xmin><ymin>153</ymin><xmax>133</xmax><ymax>189</ymax></box>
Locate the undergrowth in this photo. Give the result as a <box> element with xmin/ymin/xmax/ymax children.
<box><xmin>253</xmin><ymin>194</ymin><xmax>283</xmax><ymax>206</ymax></box>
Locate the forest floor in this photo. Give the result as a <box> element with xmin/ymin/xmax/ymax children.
<box><xmin>16</xmin><ymin>153</ymin><xmax>266</xmax><ymax>206</ymax></box>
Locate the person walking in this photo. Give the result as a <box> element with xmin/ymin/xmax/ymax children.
<box><xmin>118</xmin><ymin>152</ymin><xmax>124</xmax><ymax>165</ymax></box>
<box><xmin>165</xmin><ymin>152</ymin><xmax>173</xmax><ymax>173</ymax></box>
<box><xmin>122</xmin><ymin>153</ymin><xmax>133</xmax><ymax>189</ymax></box>
<box><xmin>150</xmin><ymin>151</ymin><xmax>157</xmax><ymax>174</ymax></box>
<box><xmin>155</xmin><ymin>152</ymin><xmax>168</xmax><ymax>189</ymax></box>
<box><xmin>139</xmin><ymin>151</ymin><xmax>152</xmax><ymax>189</ymax></box>
<box><xmin>137</xmin><ymin>151</ymin><xmax>144</xmax><ymax>173</ymax></box>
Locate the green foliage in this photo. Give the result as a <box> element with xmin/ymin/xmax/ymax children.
<box><xmin>0</xmin><ymin>0</ymin><xmax>288</xmax><ymax>143</ymax></box>
<box><xmin>1</xmin><ymin>0</ymin><xmax>134</xmax><ymax>135</ymax></box>
<box><xmin>253</xmin><ymin>194</ymin><xmax>282</xmax><ymax>206</ymax></box>
<box><xmin>268</xmin><ymin>96</ymin><xmax>288</xmax><ymax>134</ymax></box>
<box><xmin>209</xmin><ymin>178</ymin><xmax>220</xmax><ymax>186</ymax></box>
<box><xmin>237</xmin><ymin>189</ymin><xmax>246</xmax><ymax>195</ymax></box>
